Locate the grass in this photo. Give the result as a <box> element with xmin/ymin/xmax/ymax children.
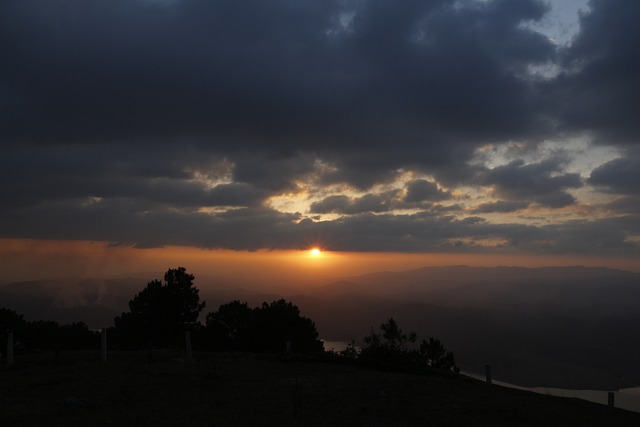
<box><xmin>2</xmin><ymin>350</ymin><xmax>640</xmax><ymax>426</ymax></box>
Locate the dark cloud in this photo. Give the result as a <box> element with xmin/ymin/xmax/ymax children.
<box><xmin>309</xmin><ymin>196</ymin><xmax>352</xmax><ymax>215</ymax></box>
<box><xmin>309</xmin><ymin>191</ymin><xmax>400</xmax><ymax>215</ymax></box>
<box><xmin>205</xmin><ymin>183</ymin><xmax>269</xmax><ymax>208</ymax></box>
<box><xmin>479</xmin><ymin>159</ymin><xmax>582</xmax><ymax>208</ymax></box>
<box><xmin>0</xmin><ymin>195</ymin><xmax>637</xmax><ymax>256</ymax></box>
<box><xmin>0</xmin><ymin>144</ymin><xmax>267</xmax><ymax>209</ymax></box>
<box><xmin>404</xmin><ymin>179</ymin><xmax>450</xmax><ymax>203</ymax></box>
<box><xmin>547</xmin><ymin>0</ymin><xmax>640</xmax><ymax>144</ymax></box>
<box><xmin>589</xmin><ymin>155</ymin><xmax>640</xmax><ymax>194</ymax></box>
<box><xmin>0</xmin><ymin>0</ymin><xmax>639</xmax><ymax>256</ymax></box>
<box><xmin>0</xmin><ymin>1</ymin><xmax>555</xmax><ymax>179</ymax></box>
<box><xmin>604</xmin><ymin>197</ymin><xmax>640</xmax><ymax>215</ymax></box>
<box><xmin>534</xmin><ymin>191</ymin><xmax>576</xmax><ymax>209</ymax></box>
<box><xmin>472</xmin><ymin>200</ymin><xmax>530</xmax><ymax>214</ymax></box>
<box><xmin>231</xmin><ymin>151</ymin><xmax>317</xmax><ymax>192</ymax></box>
<box><xmin>309</xmin><ymin>180</ymin><xmax>451</xmax><ymax>215</ymax></box>
<box><xmin>537</xmin><ymin>217</ymin><xmax>640</xmax><ymax>256</ymax></box>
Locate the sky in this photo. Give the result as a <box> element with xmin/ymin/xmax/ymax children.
<box><xmin>1</xmin><ymin>0</ymin><xmax>639</xmax><ymax>281</ymax></box>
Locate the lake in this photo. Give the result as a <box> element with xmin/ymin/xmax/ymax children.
<box><xmin>464</xmin><ymin>371</ymin><xmax>640</xmax><ymax>414</ymax></box>
<box><xmin>322</xmin><ymin>340</ymin><xmax>352</xmax><ymax>353</ymax></box>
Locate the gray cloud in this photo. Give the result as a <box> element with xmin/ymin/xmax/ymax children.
<box><xmin>0</xmin><ymin>1</ymin><xmax>555</xmax><ymax>172</ymax></box>
<box><xmin>547</xmin><ymin>0</ymin><xmax>640</xmax><ymax>145</ymax></box>
<box><xmin>309</xmin><ymin>196</ymin><xmax>350</xmax><ymax>215</ymax></box>
<box><xmin>589</xmin><ymin>155</ymin><xmax>640</xmax><ymax>194</ymax></box>
<box><xmin>537</xmin><ymin>217</ymin><xmax>640</xmax><ymax>256</ymax></box>
<box><xmin>604</xmin><ymin>197</ymin><xmax>640</xmax><ymax>215</ymax></box>
<box><xmin>0</xmin><ymin>195</ymin><xmax>637</xmax><ymax>256</ymax></box>
<box><xmin>309</xmin><ymin>180</ymin><xmax>451</xmax><ymax>215</ymax></box>
<box><xmin>479</xmin><ymin>159</ymin><xmax>582</xmax><ymax>208</ymax></box>
<box><xmin>0</xmin><ymin>0</ymin><xmax>638</xmax><ymax>257</ymax></box>
<box><xmin>472</xmin><ymin>200</ymin><xmax>530</xmax><ymax>214</ymax></box>
<box><xmin>404</xmin><ymin>179</ymin><xmax>451</xmax><ymax>203</ymax></box>
<box><xmin>309</xmin><ymin>191</ymin><xmax>400</xmax><ymax>215</ymax></box>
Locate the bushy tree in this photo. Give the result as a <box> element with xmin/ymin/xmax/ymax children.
<box><xmin>1</xmin><ymin>312</ymin><xmax>100</xmax><ymax>356</ymax></box>
<box><xmin>364</xmin><ymin>318</ymin><xmax>416</xmax><ymax>351</ymax></box>
<box><xmin>359</xmin><ymin>318</ymin><xmax>458</xmax><ymax>374</ymax></box>
<box><xmin>23</xmin><ymin>320</ymin><xmax>60</xmax><ymax>352</ymax></box>
<box><xmin>360</xmin><ymin>318</ymin><xmax>417</xmax><ymax>371</ymax></box>
<box><xmin>419</xmin><ymin>338</ymin><xmax>459</xmax><ymax>373</ymax></box>
<box><xmin>339</xmin><ymin>339</ymin><xmax>360</xmax><ymax>360</ymax></box>
<box><xmin>250</xmin><ymin>299</ymin><xmax>324</xmax><ymax>353</ymax></box>
<box><xmin>204</xmin><ymin>300</ymin><xmax>253</xmax><ymax>350</ymax></box>
<box><xmin>60</xmin><ymin>322</ymin><xmax>100</xmax><ymax>351</ymax></box>
<box><xmin>114</xmin><ymin>267</ymin><xmax>205</xmax><ymax>349</ymax></box>
<box><xmin>203</xmin><ymin>299</ymin><xmax>323</xmax><ymax>353</ymax></box>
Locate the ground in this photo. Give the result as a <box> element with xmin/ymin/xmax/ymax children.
<box><xmin>2</xmin><ymin>350</ymin><xmax>639</xmax><ymax>426</ymax></box>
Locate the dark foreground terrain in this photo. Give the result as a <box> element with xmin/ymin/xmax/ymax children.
<box><xmin>2</xmin><ymin>351</ymin><xmax>639</xmax><ymax>427</ymax></box>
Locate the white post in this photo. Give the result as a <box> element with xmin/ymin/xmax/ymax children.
<box><xmin>485</xmin><ymin>364</ymin><xmax>492</xmax><ymax>385</ymax></box>
<box><xmin>101</xmin><ymin>328</ymin><xmax>107</xmax><ymax>362</ymax></box>
<box><xmin>7</xmin><ymin>332</ymin><xmax>14</xmax><ymax>365</ymax></box>
<box><xmin>185</xmin><ymin>331</ymin><xmax>192</xmax><ymax>363</ymax></box>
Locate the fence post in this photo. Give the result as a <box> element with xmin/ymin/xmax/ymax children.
<box><xmin>608</xmin><ymin>392</ymin><xmax>615</xmax><ymax>408</ymax></box>
<box><xmin>185</xmin><ymin>331</ymin><xmax>193</xmax><ymax>363</ymax></box>
<box><xmin>7</xmin><ymin>332</ymin><xmax>14</xmax><ymax>365</ymax></box>
<box><xmin>485</xmin><ymin>364</ymin><xmax>492</xmax><ymax>385</ymax></box>
<box><xmin>101</xmin><ymin>328</ymin><xmax>107</xmax><ymax>362</ymax></box>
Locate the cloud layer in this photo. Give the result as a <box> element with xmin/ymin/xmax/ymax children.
<box><xmin>1</xmin><ymin>0</ymin><xmax>639</xmax><ymax>255</ymax></box>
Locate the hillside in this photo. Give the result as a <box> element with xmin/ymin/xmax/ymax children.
<box><xmin>3</xmin><ymin>350</ymin><xmax>640</xmax><ymax>427</ymax></box>
<box><xmin>2</xmin><ymin>266</ymin><xmax>640</xmax><ymax>390</ymax></box>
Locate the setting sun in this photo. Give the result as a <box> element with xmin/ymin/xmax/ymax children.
<box><xmin>310</xmin><ymin>248</ymin><xmax>321</xmax><ymax>257</ymax></box>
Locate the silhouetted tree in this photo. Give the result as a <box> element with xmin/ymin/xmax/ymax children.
<box><xmin>359</xmin><ymin>318</ymin><xmax>417</xmax><ymax>371</ymax></box>
<box><xmin>60</xmin><ymin>322</ymin><xmax>100</xmax><ymax>351</ymax></box>
<box><xmin>114</xmin><ymin>267</ymin><xmax>205</xmax><ymax>349</ymax></box>
<box><xmin>419</xmin><ymin>337</ymin><xmax>459</xmax><ymax>373</ymax></box>
<box><xmin>114</xmin><ymin>311</ymin><xmax>146</xmax><ymax>349</ymax></box>
<box><xmin>23</xmin><ymin>320</ymin><xmax>60</xmax><ymax>353</ymax></box>
<box><xmin>204</xmin><ymin>300</ymin><xmax>253</xmax><ymax>351</ymax></box>
<box><xmin>249</xmin><ymin>299</ymin><xmax>324</xmax><ymax>353</ymax></box>
<box><xmin>357</xmin><ymin>318</ymin><xmax>459</xmax><ymax>374</ymax></box>
<box><xmin>1</xmin><ymin>311</ymin><xmax>100</xmax><ymax>356</ymax></box>
<box><xmin>203</xmin><ymin>299</ymin><xmax>323</xmax><ymax>353</ymax></box>
<box><xmin>339</xmin><ymin>339</ymin><xmax>359</xmax><ymax>358</ymax></box>
<box><xmin>364</xmin><ymin>317</ymin><xmax>416</xmax><ymax>351</ymax></box>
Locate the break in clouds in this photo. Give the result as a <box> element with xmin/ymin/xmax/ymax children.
<box><xmin>1</xmin><ymin>0</ymin><xmax>639</xmax><ymax>255</ymax></box>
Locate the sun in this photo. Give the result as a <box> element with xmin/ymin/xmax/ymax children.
<box><xmin>310</xmin><ymin>248</ymin><xmax>321</xmax><ymax>257</ymax></box>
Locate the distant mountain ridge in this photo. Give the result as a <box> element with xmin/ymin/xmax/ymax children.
<box><xmin>315</xmin><ymin>265</ymin><xmax>640</xmax><ymax>315</ymax></box>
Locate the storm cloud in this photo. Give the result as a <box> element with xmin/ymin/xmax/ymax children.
<box><xmin>1</xmin><ymin>0</ymin><xmax>639</xmax><ymax>256</ymax></box>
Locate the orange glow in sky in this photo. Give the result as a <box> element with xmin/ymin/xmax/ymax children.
<box><xmin>0</xmin><ymin>238</ymin><xmax>639</xmax><ymax>286</ymax></box>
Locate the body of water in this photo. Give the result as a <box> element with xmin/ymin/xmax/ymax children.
<box><xmin>464</xmin><ymin>371</ymin><xmax>640</xmax><ymax>414</ymax></box>
<box><xmin>322</xmin><ymin>340</ymin><xmax>352</xmax><ymax>353</ymax></box>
